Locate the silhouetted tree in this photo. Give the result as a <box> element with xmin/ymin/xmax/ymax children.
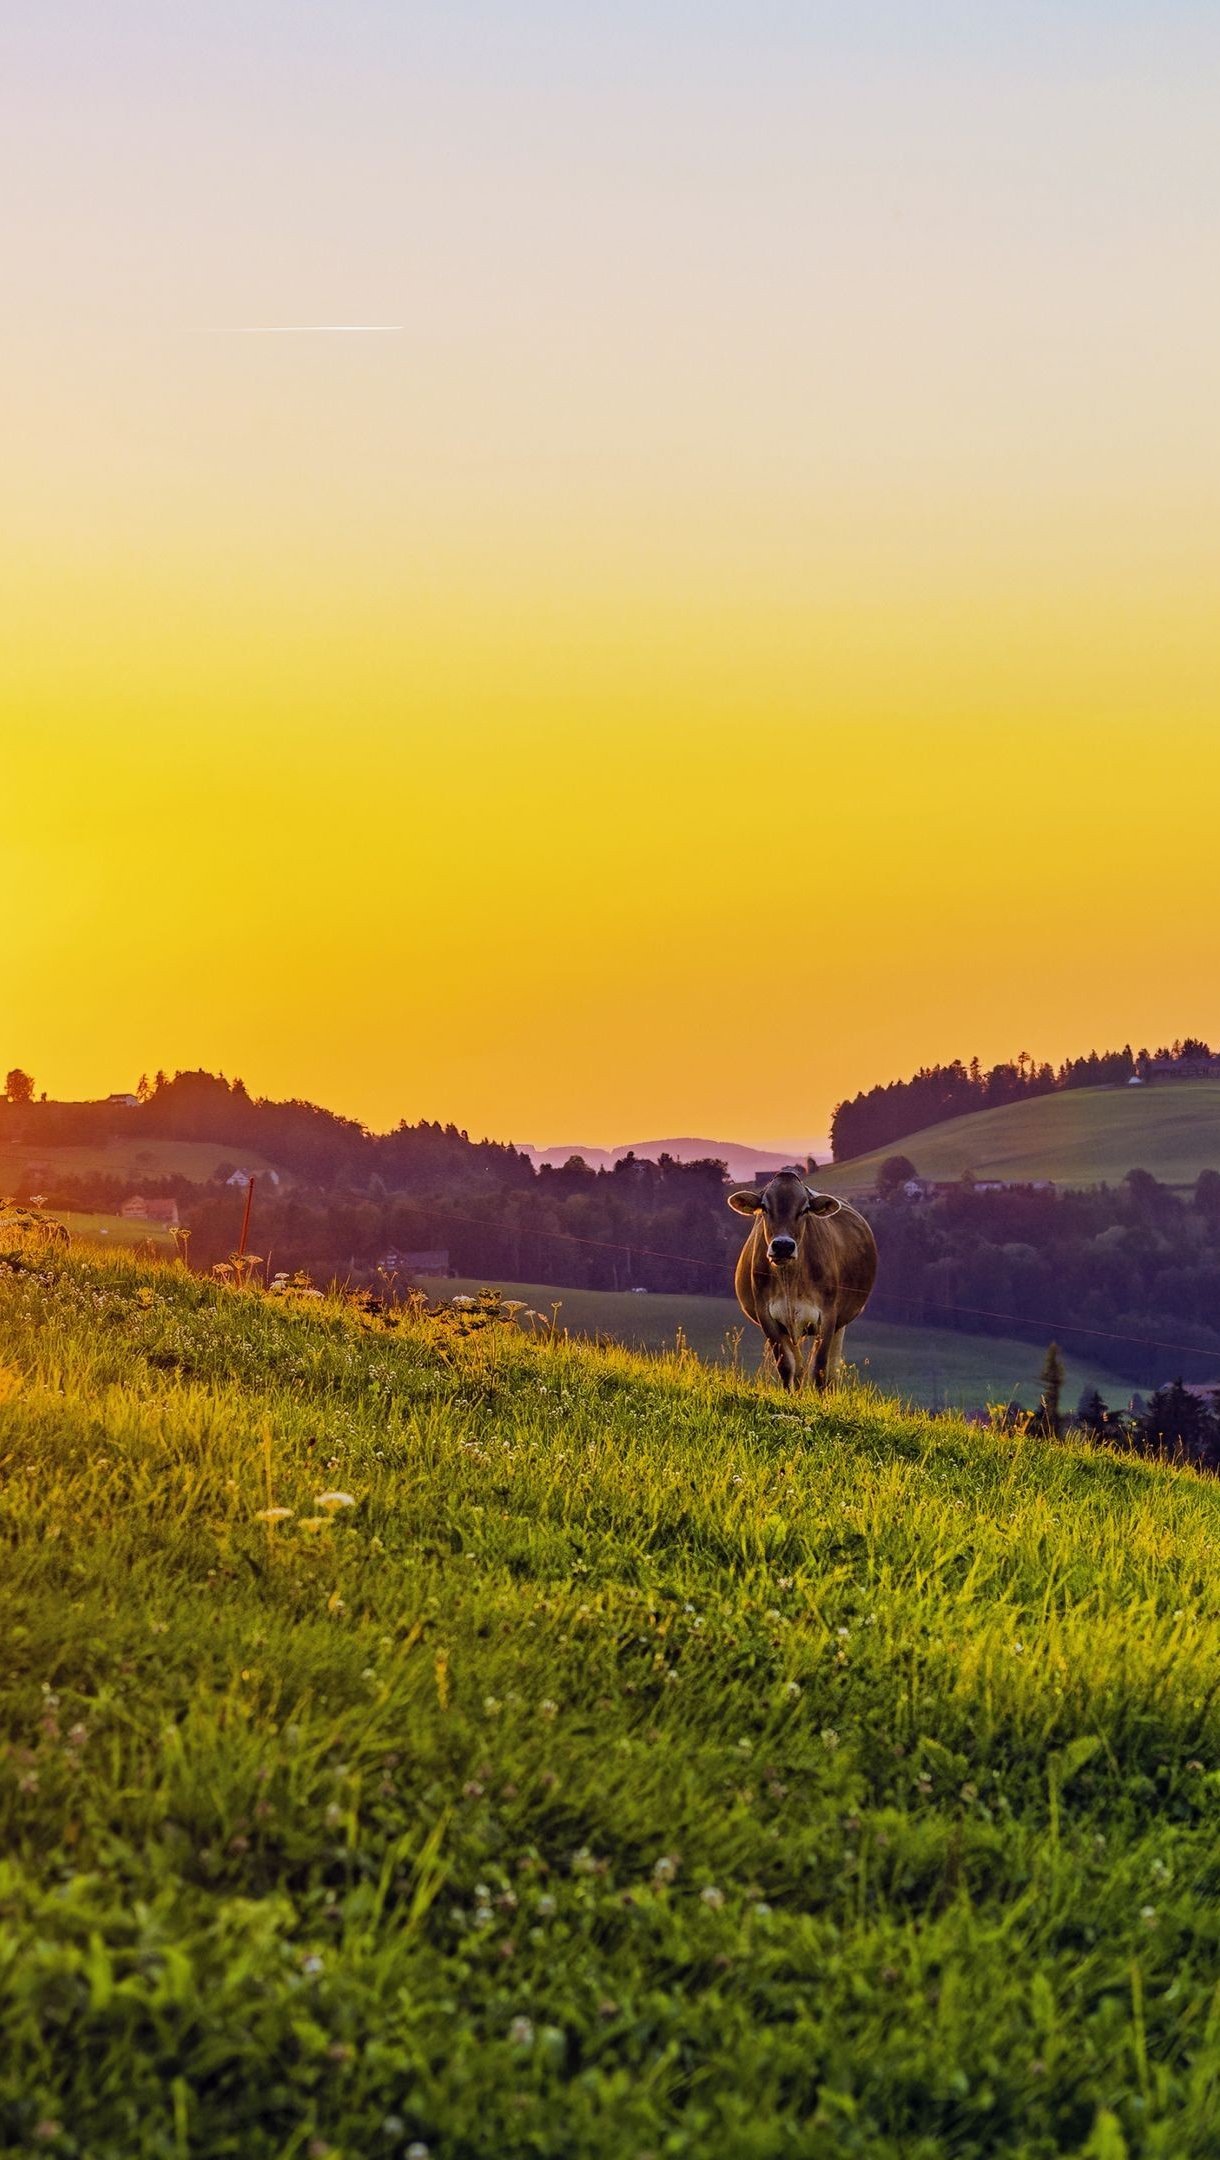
<box><xmin>1038</xmin><ymin>1342</ymin><xmax>1066</xmax><ymax>1434</ymax></box>
<box><xmin>4</xmin><ymin>1068</ymin><xmax>34</xmax><ymax>1104</ymax></box>
<box><xmin>877</xmin><ymin>1154</ymin><xmax>918</xmax><ymax>1197</ymax></box>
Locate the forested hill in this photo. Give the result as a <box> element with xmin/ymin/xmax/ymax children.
<box><xmin>831</xmin><ymin>1038</ymin><xmax>1215</xmax><ymax>1160</ymax></box>
<box><xmin>0</xmin><ymin>1068</ymin><xmax>535</xmax><ymax>1189</ymax></box>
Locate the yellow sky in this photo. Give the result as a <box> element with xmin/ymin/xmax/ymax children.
<box><xmin>4</xmin><ymin>7</ymin><xmax>1219</xmax><ymax>1144</ymax></box>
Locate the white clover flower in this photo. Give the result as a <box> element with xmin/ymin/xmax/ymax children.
<box><xmin>783</xmin><ymin>1680</ymin><xmax>802</xmax><ymax>1698</ymax></box>
<box><xmin>539</xmin><ymin>1698</ymin><xmax>559</xmax><ymax>1719</ymax></box>
<box><xmin>700</xmin><ymin>1885</ymin><xmax>725</xmax><ymax>1909</ymax></box>
<box><xmin>652</xmin><ymin>1854</ymin><xmax>679</xmax><ymax>1884</ymax></box>
<box><xmin>407</xmin><ymin>2144</ymin><xmax>431</xmax><ymax>2160</ymax></box>
<box><xmin>536</xmin><ymin>1894</ymin><xmax>557</xmax><ymax>1917</ymax></box>
<box><xmin>508</xmin><ymin>2016</ymin><xmax>535</xmax><ymax>2047</ymax></box>
<box><xmin>483</xmin><ymin>1696</ymin><xmax>502</xmax><ymax>1718</ymax></box>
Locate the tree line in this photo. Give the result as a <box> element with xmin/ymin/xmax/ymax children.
<box><xmin>829</xmin><ymin>1039</ymin><xmax>1214</xmax><ymax>1162</ymax></box>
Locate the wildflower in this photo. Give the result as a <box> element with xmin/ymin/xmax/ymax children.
<box><xmin>570</xmin><ymin>1847</ymin><xmax>598</xmax><ymax>1875</ymax></box>
<box><xmin>315</xmin><ymin>1491</ymin><xmax>356</xmax><ymax>1511</ymax></box>
<box><xmin>652</xmin><ymin>1854</ymin><xmax>679</xmax><ymax>1884</ymax></box>
<box><xmin>324</xmin><ymin>1802</ymin><xmax>343</xmax><ymax>1829</ymax></box>
<box><xmin>67</xmin><ymin>1724</ymin><xmax>88</xmax><ymax>1747</ymax></box>
<box><xmin>462</xmin><ymin>1780</ymin><xmax>484</xmax><ymax>1799</ymax></box>
<box><xmin>301</xmin><ymin>1953</ymin><xmax>324</xmax><ymax>1975</ymax></box>
<box><xmin>837</xmin><ymin>1626</ymin><xmax>850</xmax><ymax>1640</ymax></box>
<box><xmin>916</xmin><ymin>1774</ymin><xmax>933</xmax><ymax>1795</ymax></box>
<box><xmin>736</xmin><ymin>1737</ymin><xmax>753</xmax><ymax>1754</ymax></box>
<box><xmin>700</xmin><ymin>1886</ymin><xmax>725</xmax><ymax>1909</ymax></box>
<box><xmin>483</xmin><ymin>1696</ymin><xmax>502</xmax><ymax>1718</ymax></box>
<box><xmin>783</xmin><ymin>1680</ymin><xmax>801</xmax><ymax>1699</ymax></box>
<box><xmin>255</xmin><ymin>1506</ymin><xmax>294</xmax><ymax>1523</ymax></box>
<box><xmin>18</xmin><ymin>1771</ymin><xmax>39</xmax><ymax>1794</ymax></box>
<box><xmin>508</xmin><ymin>2016</ymin><xmax>535</xmax><ymax>2047</ymax></box>
<box><xmin>538</xmin><ymin>1698</ymin><xmax>559</xmax><ymax>1719</ymax></box>
<box><xmin>821</xmin><ymin>1728</ymin><xmax>840</xmax><ymax>1750</ymax></box>
<box><xmin>752</xmin><ymin>1901</ymin><xmax>772</xmax><ymax>1918</ymax></box>
<box><xmin>1141</xmin><ymin>1905</ymin><xmax>1158</xmax><ymax>1927</ymax></box>
<box><xmin>407</xmin><ymin>2145</ymin><xmax>431</xmax><ymax>2159</ymax></box>
<box><xmin>326</xmin><ymin>1592</ymin><xmax>346</xmax><ymax>1616</ymax></box>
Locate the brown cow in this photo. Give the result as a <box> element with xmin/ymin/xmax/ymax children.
<box><xmin>728</xmin><ymin>1170</ymin><xmax>877</xmax><ymax>1391</ymax></box>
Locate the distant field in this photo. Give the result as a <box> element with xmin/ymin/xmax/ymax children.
<box><xmin>419</xmin><ymin>1276</ymin><xmax>1129</xmax><ymax>1411</ymax></box>
<box><xmin>819</xmin><ymin>1081</ymin><xmax>1220</xmax><ymax>1193</ymax></box>
<box><xmin>58</xmin><ymin>1210</ymin><xmax>176</xmax><ymax>1251</ymax></box>
<box><xmin>0</xmin><ymin>1137</ymin><xmax>278</xmax><ymax>1184</ymax></box>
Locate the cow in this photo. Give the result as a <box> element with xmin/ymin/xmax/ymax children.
<box><xmin>728</xmin><ymin>1170</ymin><xmax>877</xmax><ymax>1392</ymax></box>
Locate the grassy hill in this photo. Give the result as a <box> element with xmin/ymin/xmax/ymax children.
<box><xmin>821</xmin><ymin>1081</ymin><xmax>1220</xmax><ymax>1194</ymax></box>
<box><xmin>420</xmin><ymin>1275</ymin><xmax>1130</xmax><ymax>1413</ymax></box>
<box><xmin>2</xmin><ymin>1234</ymin><xmax>1219</xmax><ymax>2155</ymax></box>
<box><xmin>0</xmin><ymin>1136</ymin><xmax>279</xmax><ymax>1186</ymax></box>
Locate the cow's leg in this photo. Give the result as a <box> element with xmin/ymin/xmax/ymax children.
<box><xmin>768</xmin><ymin>1332</ymin><xmax>799</xmax><ymax>1391</ymax></box>
<box><xmin>823</xmin><ymin>1325</ymin><xmax>847</xmax><ymax>1389</ymax></box>
<box><xmin>810</xmin><ymin>1320</ymin><xmax>845</xmax><ymax>1393</ymax></box>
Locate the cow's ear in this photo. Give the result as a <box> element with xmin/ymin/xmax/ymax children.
<box><xmin>804</xmin><ymin>1189</ymin><xmax>842</xmax><ymax>1216</ymax></box>
<box><xmin>727</xmin><ymin>1189</ymin><xmax>764</xmax><ymax>1215</ymax></box>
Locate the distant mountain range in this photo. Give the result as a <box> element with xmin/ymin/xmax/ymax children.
<box><xmin>523</xmin><ymin>1136</ymin><xmax>830</xmax><ymax>1184</ymax></box>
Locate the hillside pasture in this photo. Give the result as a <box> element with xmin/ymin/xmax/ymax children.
<box><xmin>419</xmin><ymin>1276</ymin><xmax>1130</xmax><ymax>1412</ymax></box>
<box><xmin>2</xmin><ymin>1237</ymin><xmax>1220</xmax><ymax>2155</ymax></box>
<box><xmin>820</xmin><ymin>1080</ymin><xmax>1220</xmax><ymax>1194</ymax></box>
<box><xmin>57</xmin><ymin>1210</ymin><xmax>177</xmax><ymax>1251</ymax></box>
<box><xmin>0</xmin><ymin>1137</ymin><xmax>279</xmax><ymax>1187</ymax></box>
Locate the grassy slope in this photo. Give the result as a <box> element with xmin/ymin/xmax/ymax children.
<box><xmin>420</xmin><ymin>1277</ymin><xmax>1130</xmax><ymax>1413</ymax></box>
<box><xmin>3</xmin><ymin>1240</ymin><xmax>1220</xmax><ymax>2158</ymax></box>
<box><xmin>0</xmin><ymin>1137</ymin><xmax>278</xmax><ymax>1184</ymax></box>
<box><xmin>58</xmin><ymin>1211</ymin><xmax>176</xmax><ymax>1251</ymax></box>
<box><xmin>820</xmin><ymin>1081</ymin><xmax>1220</xmax><ymax>1193</ymax></box>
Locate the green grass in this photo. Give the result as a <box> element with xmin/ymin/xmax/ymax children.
<box><xmin>420</xmin><ymin>1277</ymin><xmax>1129</xmax><ymax>1414</ymax></box>
<box><xmin>0</xmin><ymin>1137</ymin><xmax>279</xmax><ymax>1185</ymax></box>
<box><xmin>820</xmin><ymin>1082</ymin><xmax>1220</xmax><ymax>1194</ymax></box>
<box><xmin>3</xmin><ymin>1236</ymin><xmax>1220</xmax><ymax>2158</ymax></box>
<box><xmin>57</xmin><ymin>1210</ymin><xmax>177</xmax><ymax>1251</ymax></box>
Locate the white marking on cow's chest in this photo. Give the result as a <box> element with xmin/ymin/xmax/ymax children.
<box><xmin>766</xmin><ymin>1289</ymin><xmax>823</xmax><ymax>1336</ymax></box>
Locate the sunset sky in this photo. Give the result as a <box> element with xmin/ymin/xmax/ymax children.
<box><xmin>4</xmin><ymin>3</ymin><xmax>1219</xmax><ymax>1147</ymax></box>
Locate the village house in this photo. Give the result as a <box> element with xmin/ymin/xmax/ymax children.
<box><xmin>120</xmin><ymin>1196</ymin><xmax>180</xmax><ymax>1227</ymax></box>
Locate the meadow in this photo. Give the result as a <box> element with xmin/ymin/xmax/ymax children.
<box><xmin>3</xmin><ymin>1234</ymin><xmax>1220</xmax><ymax>2157</ymax></box>
<box><xmin>57</xmin><ymin>1211</ymin><xmax>177</xmax><ymax>1252</ymax></box>
<box><xmin>419</xmin><ymin>1277</ymin><xmax>1129</xmax><ymax>1414</ymax></box>
<box><xmin>0</xmin><ymin>1139</ymin><xmax>277</xmax><ymax>1186</ymax></box>
<box><xmin>820</xmin><ymin>1082</ymin><xmax>1220</xmax><ymax>1194</ymax></box>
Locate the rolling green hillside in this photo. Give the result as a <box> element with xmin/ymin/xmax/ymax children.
<box><xmin>0</xmin><ymin>1136</ymin><xmax>279</xmax><ymax>1186</ymax></box>
<box><xmin>420</xmin><ymin>1276</ymin><xmax>1129</xmax><ymax>1413</ymax></box>
<box><xmin>3</xmin><ymin>1233</ymin><xmax>1220</xmax><ymax>2155</ymax></box>
<box><xmin>821</xmin><ymin>1081</ymin><xmax>1220</xmax><ymax>1193</ymax></box>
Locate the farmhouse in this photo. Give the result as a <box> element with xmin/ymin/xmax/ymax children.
<box><xmin>120</xmin><ymin>1196</ymin><xmax>180</xmax><ymax>1226</ymax></box>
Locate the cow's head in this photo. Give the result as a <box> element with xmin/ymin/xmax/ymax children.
<box><xmin>728</xmin><ymin>1170</ymin><xmax>841</xmax><ymax>1265</ymax></box>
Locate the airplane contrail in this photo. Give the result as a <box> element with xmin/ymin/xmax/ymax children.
<box><xmin>202</xmin><ymin>324</ymin><xmax>404</xmax><ymax>334</ymax></box>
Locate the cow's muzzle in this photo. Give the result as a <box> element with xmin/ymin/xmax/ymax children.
<box><xmin>768</xmin><ymin>1237</ymin><xmax>798</xmax><ymax>1264</ymax></box>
